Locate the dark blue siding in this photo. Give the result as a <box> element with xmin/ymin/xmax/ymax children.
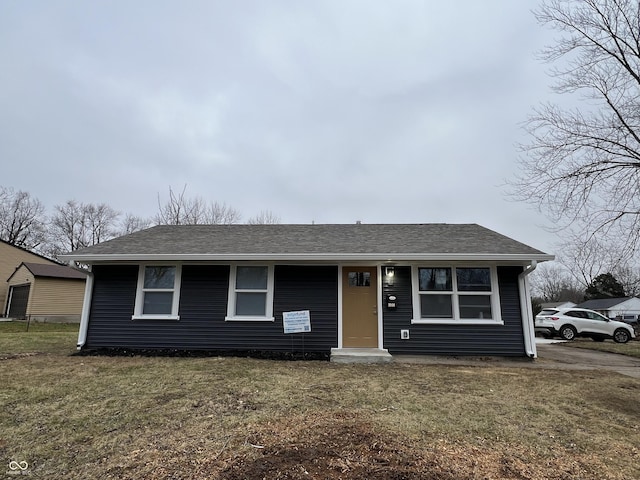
<box><xmin>86</xmin><ymin>265</ymin><xmax>138</xmax><ymax>347</ymax></box>
<box><xmin>86</xmin><ymin>263</ymin><xmax>525</xmax><ymax>356</ymax></box>
<box><xmin>272</xmin><ymin>265</ymin><xmax>338</xmax><ymax>352</ymax></box>
<box><xmin>85</xmin><ymin>264</ymin><xmax>338</xmax><ymax>353</ymax></box>
<box><xmin>382</xmin><ymin>266</ymin><xmax>527</xmax><ymax>357</ymax></box>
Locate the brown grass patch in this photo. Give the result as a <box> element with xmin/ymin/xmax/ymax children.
<box><xmin>1</xmin><ymin>330</ymin><xmax>640</xmax><ymax>479</ymax></box>
<box><xmin>560</xmin><ymin>337</ymin><xmax>640</xmax><ymax>358</ymax></box>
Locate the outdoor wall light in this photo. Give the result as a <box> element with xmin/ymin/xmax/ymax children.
<box><xmin>385</xmin><ymin>266</ymin><xmax>395</xmax><ymax>277</ymax></box>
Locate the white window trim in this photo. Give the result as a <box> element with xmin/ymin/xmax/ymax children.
<box><xmin>411</xmin><ymin>265</ymin><xmax>503</xmax><ymax>325</ymax></box>
<box><xmin>132</xmin><ymin>264</ymin><xmax>182</xmax><ymax>320</ymax></box>
<box><xmin>225</xmin><ymin>264</ymin><xmax>275</xmax><ymax>321</ymax></box>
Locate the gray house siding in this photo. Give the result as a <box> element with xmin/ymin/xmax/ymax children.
<box><xmin>382</xmin><ymin>266</ymin><xmax>527</xmax><ymax>357</ymax></box>
<box><xmin>85</xmin><ymin>264</ymin><xmax>338</xmax><ymax>352</ymax></box>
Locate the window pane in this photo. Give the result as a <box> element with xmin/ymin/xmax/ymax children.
<box><xmin>420</xmin><ymin>294</ymin><xmax>453</xmax><ymax>318</ymax></box>
<box><xmin>236</xmin><ymin>292</ymin><xmax>267</xmax><ymax>316</ymax></box>
<box><xmin>348</xmin><ymin>271</ymin><xmax>371</xmax><ymax>287</ymax></box>
<box><xmin>236</xmin><ymin>266</ymin><xmax>268</xmax><ymax>289</ymax></box>
<box><xmin>459</xmin><ymin>295</ymin><xmax>492</xmax><ymax>319</ymax></box>
<box><xmin>143</xmin><ymin>291</ymin><xmax>173</xmax><ymax>314</ymax></box>
<box><xmin>586</xmin><ymin>311</ymin><xmax>607</xmax><ymax>321</ymax></box>
<box><xmin>456</xmin><ymin>268</ymin><xmax>491</xmax><ymax>292</ymax></box>
<box><xmin>144</xmin><ymin>266</ymin><xmax>176</xmax><ymax>289</ymax></box>
<box><xmin>419</xmin><ymin>268</ymin><xmax>452</xmax><ymax>291</ymax></box>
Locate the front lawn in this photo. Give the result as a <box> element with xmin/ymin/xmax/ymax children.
<box><xmin>1</xmin><ymin>326</ymin><xmax>639</xmax><ymax>479</ymax></box>
<box><xmin>0</xmin><ymin>321</ymin><xmax>78</xmax><ymax>355</ymax></box>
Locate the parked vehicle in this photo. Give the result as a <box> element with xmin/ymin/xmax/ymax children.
<box><xmin>614</xmin><ymin>314</ymin><xmax>640</xmax><ymax>335</ymax></box>
<box><xmin>535</xmin><ymin>307</ymin><xmax>635</xmax><ymax>343</ymax></box>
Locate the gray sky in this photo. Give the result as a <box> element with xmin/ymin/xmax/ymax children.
<box><xmin>1</xmin><ymin>0</ymin><xmax>560</xmax><ymax>253</ymax></box>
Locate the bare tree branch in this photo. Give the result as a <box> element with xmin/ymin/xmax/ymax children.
<box><xmin>0</xmin><ymin>186</ymin><xmax>47</xmax><ymax>250</ymax></box>
<box><xmin>509</xmin><ymin>0</ymin><xmax>640</xmax><ymax>256</ymax></box>
<box><xmin>246</xmin><ymin>210</ymin><xmax>281</xmax><ymax>225</ymax></box>
<box><xmin>155</xmin><ymin>185</ymin><xmax>242</xmax><ymax>225</ymax></box>
<box><xmin>47</xmin><ymin>200</ymin><xmax>120</xmax><ymax>257</ymax></box>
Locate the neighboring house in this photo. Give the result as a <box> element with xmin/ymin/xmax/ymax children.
<box><xmin>1</xmin><ymin>239</ymin><xmax>59</xmax><ymax>318</ymax></box>
<box><xmin>577</xmin><ymin>297</ymin><xmax>640</xmax><ymax>320</ymax></box>
<box><xmin>60</xmin><ymin>224</ymin><xmax>553</xmax><ymax>360</ymax></box>
<box><xmin>6</xmin><ymin>262</ymin><xmax>87</xmax><ymax>322</ymax></box>
<box><xmin>541</xmin><ymin>301</ymin><xmax>577</xmax><ymax>310</ymax></box>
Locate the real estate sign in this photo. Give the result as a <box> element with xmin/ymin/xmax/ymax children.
<box><xmin>283</xmin><ymin>310</ymin><xmax>311</xmax><ymax>334</ymax></box>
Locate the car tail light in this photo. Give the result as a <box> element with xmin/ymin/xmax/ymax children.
<box><xmin>550</xmin><ymin>316</ymin><xmax>560</xmax><ymax>321</ymax></box>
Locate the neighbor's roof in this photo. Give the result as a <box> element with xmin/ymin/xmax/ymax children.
<box><xmin>577</xmin><ymin>297</ymin><xmax>636</xmax><ymax>310</ymax></box>
<box><xmin>541</xmin><ymin>301</ymin><xmax>577</xmax><ymax>309</ymax></box>
<box><xmin>59</xmin><ymin>224</ymin><xmax>553</xmax><ymax>263</ymax></box>
<box><xmin>15</xmin><ymin>262</ymin><xmax>87</xmax><ymax>280</ymax></box>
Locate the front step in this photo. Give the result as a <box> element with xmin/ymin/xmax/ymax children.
<box><xmin>330</xmin><ymin>348</ymin><xmax>392</xmax><ymax>364</ymax></box>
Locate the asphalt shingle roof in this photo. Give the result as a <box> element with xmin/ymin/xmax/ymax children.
<box><xmin>22</xmin><ymin>262</ymin><xmax>87</xmax><ymax>280</ymax></box>
<box><xmin>577</xmin><ymin>298</ymin><xmax>634</xmax><ymax>310</ymax></box>
<box><xmin>63</xmin><ymin>224</ymin><xmax>551</xmax><ymax>261</ymax></box>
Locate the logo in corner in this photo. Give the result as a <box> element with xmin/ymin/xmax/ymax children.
<box><xmin>7</xmin><ymin>461</ymin><xmax>29</xmax><ymax>475</ymax></box>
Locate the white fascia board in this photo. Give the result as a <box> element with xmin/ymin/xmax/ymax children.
<box><xmin>59</xmin><ymin>252</ymin><xmax>555</xmax><ymax>263</ymax></box>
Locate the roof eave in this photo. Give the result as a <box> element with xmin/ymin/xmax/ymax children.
<box><xmin>59</xmin><ymin>252</ymin><xmax>555</xmax><ymax>263</ymax></box>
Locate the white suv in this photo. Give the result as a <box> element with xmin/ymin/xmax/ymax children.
<box><xmin>535</xmin><ymin>307</ymin><xmax>635</xmax><ymax>343</ymax></box>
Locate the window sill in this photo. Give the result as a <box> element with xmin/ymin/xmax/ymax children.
<box><xmin>225</xmin><ymin>316</ymin><xmax>275</xmax><ymax>322</ymax></box>
<box><xmin>132</xmin><ymin>315</ymin><xmax>180</xmax><ymax>321</ymax></box>
<box><xmin>411</xmin><ymin>318</ymin><xmax>504</xmax><ymax>326</ymax></box>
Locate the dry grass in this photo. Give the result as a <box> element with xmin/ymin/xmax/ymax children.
<box><xmin>1</xmin><ymin>325</ymin><xmax>640</xmax><ymax>479</ymax></box>
<box><xmin>560</xmin><ymin>337</ymin><xmax>640</xmax><ymax>358</ymax></box>
<box><xmin>0</xmin><ymin>321</ymin><xmax>78</xmax><ymax>355</ymax></box>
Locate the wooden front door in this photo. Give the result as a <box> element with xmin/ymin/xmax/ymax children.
<box><xmin>342</xmin><ymin>267</ymin><xmax>378</xmax><ymax>347</ymax></box>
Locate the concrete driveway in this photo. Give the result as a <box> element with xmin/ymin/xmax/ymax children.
<box><xmin>535</xmin><ymin>340</ymin><xmax>640</xmax><ymax>378</ymax></box>
<box><xmin>395</xmin><ymin>340</ymin><xmax>640</xmax><ymax>379</ymax></box>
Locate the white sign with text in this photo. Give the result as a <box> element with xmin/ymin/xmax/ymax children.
<box><xmin>283</xmin><ymin>310</ymin><xmax>311</xmax><ymax>334</ymax></box>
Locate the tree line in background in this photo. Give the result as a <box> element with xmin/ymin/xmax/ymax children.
<box><xmin>0</xmin><ymin>185</ymin><xmax>279</xmax><ymax>260</ymax></box>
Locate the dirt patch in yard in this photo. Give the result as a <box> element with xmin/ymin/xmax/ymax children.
<box><xmin>213</xmin><ymin>412</ymin><xmax>614</xmax><ymax>480</ymax></box>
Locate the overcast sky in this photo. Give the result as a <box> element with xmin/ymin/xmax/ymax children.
<box><xmin>1</xmin><ymin>1</ymin><xmax>562</xmax><ymax>253</ymax></box>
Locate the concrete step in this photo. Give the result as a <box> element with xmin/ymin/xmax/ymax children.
<box><xmin>330</xmin><ymin>348</ymin><xmax>393</xmax><ymax>364</ymax></box>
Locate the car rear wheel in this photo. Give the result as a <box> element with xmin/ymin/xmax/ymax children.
<box><xmin>559</xmin><ymin>325</ymin><xmax>577</xmax><ymax>341</ymax></box>
<box><xmin>613</xmin><ymin>329</ymin><xmax>631</xmax><ymax>344</ymax></box>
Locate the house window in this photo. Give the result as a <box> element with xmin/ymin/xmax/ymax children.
<box><xmin>133</xmin><ymin>265</ymin><xmax>181</xmax><ymax>320</ymax></box>
<box><xmin>348</xmin><ymin>271</ymin><xmax>371</xmax><ymax>287</ymax></box>
<box><xmin>412</xmin><ymin>266</ymin><xmax>502</xmax><ymax>324</ymax></box>
<box><xmin>226</xmin><ymin>265</ymin><xmax>274</xmax><ymax>321</ymax></box>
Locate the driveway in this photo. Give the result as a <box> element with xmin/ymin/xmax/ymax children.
<box><xmin>535</xmin><ymin>340</ymin><xmax>640</xmax><ymax>378</ymax></box>
<box><xmin>394</xmin><ymin>340</ymin><xmax>640</xmax><ymax>379</ymax></box>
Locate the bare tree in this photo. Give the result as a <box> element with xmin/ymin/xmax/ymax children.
<box><xmin>530</xmin><ymin>262</ymin><xmax>585</xmax><ymax>303</ymax></box>
<box><xmin>120</xmin><ymin>213</ymin><xmax>152</xmax><ymax>235</ymax></box>
<box><xmin>47</xmin><ymin>200</ymin><xmax>120</xmax><ymax>256</ymax></box>
<box><xmin>554</xmin><ymin>231</ymin><xmax>629</xmax><ymax>287</ymax></box>
<box><xmin>155</xmin><ymin>185</ymin><xmax>200</xmax><ymax>225</ymax></box>
<box><xmin>0</xmin><ymin>186</ymin><xmax>47</xmax><ymax>250</ymax></box>
<box><xmin>246</xmin><ymin>210</ymin><xmax>281</xmax><ymax>225</ymax></box>
<box><xmin>611</xmin><ymin>264</ymin><xmax>640</xmax><ymax>296</ymax></box>
<box><xmin>510</xmin><ymin>0</ymin><xmax>640</xmax><ymax>257</ymax></box>
<box><xmin>155</xmin><ymin>186</ymin><xmax>241</xmax><ymax>225</ymax></box>
<box><xmin>85</xmin><ymin>203</ymin><xmax>119</xmax><ymax>245</ymax></box>
<box><xmin>207</xmin><ymin>202</ymin><xmax>242</xmax><ymax>225</ymax></box>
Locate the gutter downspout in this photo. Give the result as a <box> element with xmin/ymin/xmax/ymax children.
<box><xmin>518</xmin><ymin>261</ymin><xmax>538</xmax><ymax>358</ymax></box>
<box><xmin>77</xmin><ymin>266</ymin><xmax>93</xmax><ymax>350</ymax></box>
